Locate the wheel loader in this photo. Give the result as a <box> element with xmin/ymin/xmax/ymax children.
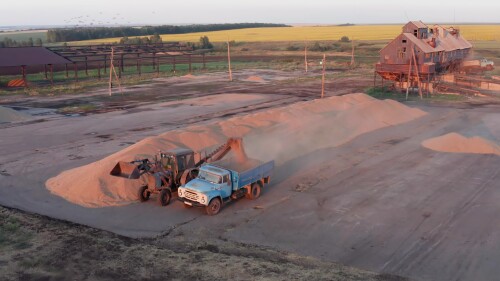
<box><xmin>109</xmin><ymin>138</ymin><xmax>247</xmax><ymax>206</ymax></box>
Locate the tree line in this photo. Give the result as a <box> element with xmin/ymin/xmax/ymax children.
<box><xmin>47</xmin><ymin>23</ymin><xmax>289</xmax><ymax>43</ymax></box>
<box><xmin>118</xmin><ymin>35</ymin><xmax>213</xmax><ymax>50</ymax></box>
<box><xmin>0</xmin><ymin>37</ymin><xmax>43</xmax><ymax>48</ymax></box>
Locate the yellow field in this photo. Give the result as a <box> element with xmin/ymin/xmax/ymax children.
<box><xmin>73</xmin><ymin>25</ymin><xmax>500</xmax><ymax>44</ymax></box>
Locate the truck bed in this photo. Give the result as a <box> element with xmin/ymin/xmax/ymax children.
<box><xmin>210</xmin><ymin>158</ymin><xmax>274</xmax><ymax>189</ymax></box>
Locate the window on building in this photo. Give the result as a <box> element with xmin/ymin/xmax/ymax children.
<box><xmin>414</xmin><ymin>30</ymin><xmax>418</xmax><ymax>37</ymax></box>
<box><xmin>402</xmin><ymin>39</ymin><xmax>407</xmax><ymax>43</ymax></box>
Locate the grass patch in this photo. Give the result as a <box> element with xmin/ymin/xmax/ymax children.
<box><xmin>58</xmin><ymin>104</ymin><xmax>98</xmax><ymax>114</ymax></box>
<box><xmin>0</xmin><ymin>215</ymin><xmax>33</xmax><ymax>250</ymax></box>
<box><xmin>365</xmin><ymin>86</ymin><xmax>406</xmax><ymax>100</ymax></box>
<box><xmin>366</xmin><ymin>86</ymin><xmax>468</xmax><ymax>102</ymax></box>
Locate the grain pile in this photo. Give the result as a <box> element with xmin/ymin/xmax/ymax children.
<box><xmin>0</xmin><ymin>106</ymin><xmax>31</xmax><ymax>123</ymax></box>
<box><xmin>246</xmin><ymin>76</ymin><xmax>265</xmax><ymax>82</ymax></box>
<box><xmin>422</xmin><ymin>133</ymin><xmax>500</xmax><ymax>155</ymax></box>
<box><xmin>46</xmin><ymin>93</ymin><xmax>426</xmax><ymax>208</ymax></box>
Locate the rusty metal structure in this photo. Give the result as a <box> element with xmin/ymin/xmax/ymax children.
<box><xmin>375</xmin><ymin>21</ymin><xmax>473</xmax><ymax>93</ymax></box>
<box><xmin>0</xmin><ymin>43</ymin><xmax>214</xmax><ymax>88</ymax></box>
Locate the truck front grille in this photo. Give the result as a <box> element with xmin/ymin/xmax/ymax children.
<box><xmin>185</xmin><ymin>190</ymin><xmax>199</xmax><ymax>201</ymax></box>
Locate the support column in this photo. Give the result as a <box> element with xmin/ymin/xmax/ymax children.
<box><xmin>49</xmin><ymin>64</ymin><xmax>53</xmax><ymax>85</ymax></box>
<box><xmin>21</xmin><ymin>65</ymin><xmax>27</xmax><ymax>87</ymax></box>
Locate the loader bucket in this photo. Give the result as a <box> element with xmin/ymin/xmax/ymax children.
<box><xmin>109</xmin><ymin>161</ymin><xmax>141</xmax><ymax>179</ymax></box>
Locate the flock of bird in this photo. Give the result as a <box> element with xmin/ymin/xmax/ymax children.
<box><xmin>62</xmin><ymin>11</ymin><xmax>157</xmax><ymax>27</ymax></box>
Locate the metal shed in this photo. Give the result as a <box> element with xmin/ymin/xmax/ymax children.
<box><xmin>0</xmin><ymin>47</ymin><xmax>72</xmax><ymax>85</ymax></box>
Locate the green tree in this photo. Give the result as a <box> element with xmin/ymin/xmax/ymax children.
<box><xmin>199</xmin><ymin>36</ymin><xmax>213</xmax><ymax>49</ymax></box>
<box><xmin>35</xmin><ymin>38</ymin><xmax>43</xmax><ymax>46</ymax></box>
<box><xmin>340</xmin><ymin>36</ymin><xmax>350</xmax><ymax>42</ymax></box>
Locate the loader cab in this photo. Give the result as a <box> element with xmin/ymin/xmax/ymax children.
<box><xmin>160</xmin><ymin>148</ymin><xmax>195</xmax><ymax>172</ymax></box>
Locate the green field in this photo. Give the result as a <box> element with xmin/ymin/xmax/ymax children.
<box><xmin>0</xmin><ymin>30</ymin><xmax>47</xmax><ymax>42</ymax></box>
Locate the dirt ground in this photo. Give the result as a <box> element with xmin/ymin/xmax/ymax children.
<box><xmin>1</xmin><ymin>69</ymin><xmax>500</xmax><ymax>281</ymax></box>
<box><xmin>1</xmin><ymin>206</ymin><xmax>402</xmax><ymax>281</ymax></box>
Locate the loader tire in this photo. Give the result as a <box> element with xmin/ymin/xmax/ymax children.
<box><xmin>246</xmin><ymin>183</ymin><xmax>261</xmax><ymax>200</ymax></box>
<box><xmin>138</xmin><ymin>185</ymin><xmax>150</xmax><ymax>202</ymax></box>
<box><xmin>159</xmin><ymin>189</ymin><xmax>172</xmax><ymax>206</ymax></box>
<box><xmin>206</xmin><ymin>198</ymin><xmax>222</xmax><ymax>216</ymax></box>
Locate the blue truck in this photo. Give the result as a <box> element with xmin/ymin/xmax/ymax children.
<box><xmin>177</xmin><ymin>158</ymin><xmax>274</xmax><ymax>215</ymax></box>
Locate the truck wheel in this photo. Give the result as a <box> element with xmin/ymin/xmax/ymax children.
<box><xmin>159</xmin><ymin>189</ymin><xmax>172</xmax><ymax>206</ymax></box>
<box><xmin>138</xmin><ymin>185</ymin><xmax>150</xmax><ymax>202</ymax></box>
<box><xmin>246</xmin><ymin>183</ymin><xmax>261</xmax><ymax>200</ymax></box>
<box><xmin>206</xmin><ymin>198</ymin><xmax>222</xmax><ymax>216</ymax></box>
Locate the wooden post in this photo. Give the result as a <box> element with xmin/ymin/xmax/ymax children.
<box><xmin>156</xmin><ymin>57</ymin><xmax>160</xmax><ymax>77</ymax></box>
<box><xmin>173</xmin><ymin>56</ymin><xmax>176</xmax><ymax>73</ymax></box>
<box><xmin>188</xmin><ymin>54</ymin><xmax>192</xmax><ymax>74</ymax></box>
<box><xmin>120</xmin><ymin>54</ymin><xmax>124</xmax><ymax>72</ymax></box>
<box><xmin>406</xmin><ymin>54</ymin><xmax>413</xmax><ymax>100</ymax></box>
<box><xmin>21</xmin><ymin>65</ymin><xmax>27</xmax><ymax>87</ymax></box>
<box><xmin>118</xmin><ymin>59</ymin><xmax>121</xmax><ymax>78</ymax></box>
<box><xmin>138</xmin><ymin>58</ymin><xmax>141</xmax><ymax>76</ymax></box>
<box><xmin>304</xmin><ymin>42</ymin><xmax>308</xmax><ymax>73</ymax></box>
<box><xmin>152</xmin><ymin>52</ymin><xmax>156</xmax><ymax>70</ymax></box>
<box><xmin>136</xmin><ymin>53</ymin><xmax>140</xmax><ymax>71</ymax></box>
<box><xmin>108</xmin><ymin>47</ymin><xmax>122</xmax><ymax>96</ymax></box>
<box><xmin>44</xmin><ymin>64</ymin><xmax>48</xmax><ymax>80</ymax></box>
<box><xmin>85</xmin><ymin>56</ymin><xmax>88</xmax><ymax>76</ymax></box>
<box><xmin>49</xmin><ymin>64</ymin><xmax>53</xmax><ymax>85</ymax></box>
<box><xmin>227</xmin><ymin>38</ymin><xmax>233</xmax><ymax>81</ymax></box>
<box><xmin>202</xmin><ymin>53</ymin><xmax>206</xmax><ymax>70</ymax></box>
<box><xmin>104</xmin><ymin>55</ymin><xmax>107</xmax><ymax>73</ymax></box>
<box><xmin>411</xmin><ymin>47</ymin><xmax>423</xmax><ymax>99</ymax></box>
<box><xmin>74</xmin><ymin>63</ymin><xmax>78</xmax><ymax>82</ymax></box>
<box><xmin>350</xmin><ymin>40</ymin><xmax>355</xmax><ymax>68</ymax></box>
<box><xmin>97</xmin><ymin>63</ymin><xmax>101</xmax><ymax>80</ymax></box>
<box><xmin>321</xmin><ymin>54</ymin><xmax>326</xmax><ymax>98</ymax></box>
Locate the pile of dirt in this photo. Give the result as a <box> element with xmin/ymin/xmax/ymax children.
<box><xmin>0</xmin><ymin>106</ymin><xmax>31</xmax><ymax>123</ymax></box>
<box><xmin>46</xmin><ymin>93</ymin><xmax>426</xmax><ymax>208</ymax></box>
<box><xmin>422</xmin><ymin>133</ymin><xmax>500</xmax><ymax>155</ymax></box>
<box><xmin>246</xmin><ymin>76</ymin><xmax>265</xmax><ymax>82</ymax></box>
<box><xmin>182</xmin><ymin>74</ymin><xmax>195</xmax><ymax>78</ymax></box>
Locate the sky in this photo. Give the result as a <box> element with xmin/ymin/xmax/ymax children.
<box><xmin>1</xmin><ymin>0</ymin><xmax>499</xmax><ymax>26</ymax></box>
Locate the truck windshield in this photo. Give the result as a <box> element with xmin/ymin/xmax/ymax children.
<box><xmin>198</xmin><ymin>170</ymin><xmax>222</xmax><ymax>184</ymax></box>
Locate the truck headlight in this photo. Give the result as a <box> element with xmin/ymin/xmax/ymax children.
<box><xmin>200</xmin><ymin>195</ymin><xmax>206</xmax><ymax>204</ymax></box>
<box><xmin>178</xmin><ymin>188</ymin><xmax>183</xmax><ymax>197</ymax></box>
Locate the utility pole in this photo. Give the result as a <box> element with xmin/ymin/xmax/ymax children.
<box><xmin>350</xmin><ymin>40</ymin><xmax>355</xmax><ymax>68</ymax></box>
<box><xmin>227</xmin><ymin>38</ymin><xmax>233</xmax><ymax>81</ymax></box>
<box><xmin>304</xmin><ymin>42</ymin><xmax>308</xmax><ymax>73</ymax></box>
<box><xmin>108</xmin><ymin>47</ymin><xmax>122</xmax><ymax>96</ymax></box>
<box><xmin>321</xmin><ymin>54</ymin><xmax>326</xmax><ymax>98</ymax></box>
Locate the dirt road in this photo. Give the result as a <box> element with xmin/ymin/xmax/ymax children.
<box><xmin>1</xmin><ymin>70</ymin><xmax>499</xmax><ymax>281</ymax></box>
